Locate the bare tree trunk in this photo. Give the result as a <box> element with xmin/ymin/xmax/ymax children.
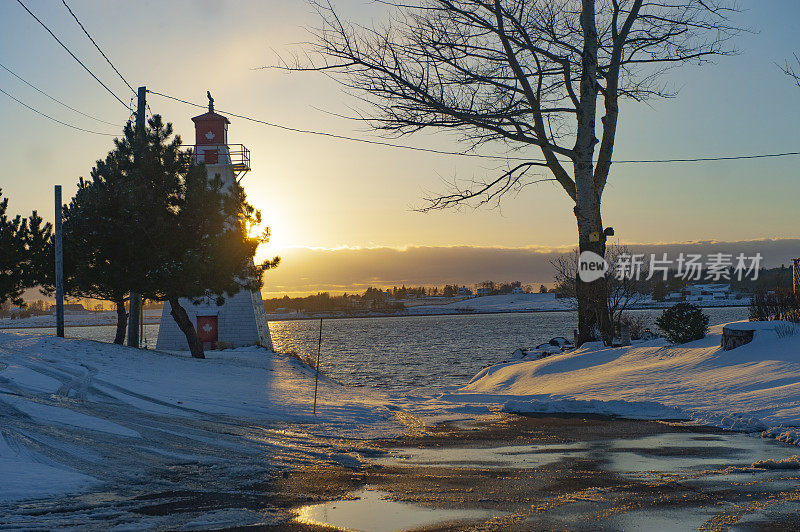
<box><xmin>574</xmin><ymin>201</ymin><xmax>613</xmax><ymax>346</ymax></box>
<box><xmin>168</xmin><ymin>297</ymin><xmax>205</xmax><ymax>359</ymax></box>
<box><xmin>574</xmin><ymin>0</ymin><xmax>613</xmax><ymax>347</ymax></box>
<box><xmin>113</xmin><ymin>298</ymin><xmax>127</xmax><ymax>345</ymax></box>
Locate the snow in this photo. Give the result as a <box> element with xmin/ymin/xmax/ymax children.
<box><xmin>413</xmin><ymin>292</ymin><xmax>573</xmax><ymax>313</ymax></box>
<box><xmin>0</xmin><ymin>309</ymin><xmax>161</xmax><ymax>329</ymax></box>
<box><xmin>0</xmin><ymin>331</ymin><xmax>399</xmax><ymax>509</ymax></box>
<box><xmin>267</xmin><ymin>293</ymin><xmax>749</xmax><ymax>321</ymax></box>
<box><xmin>4</xmin><ymin>315</ymin><xmax>800</xmax><ymax>522</ymax></box>
<box><xmin>0</xmin><ymin>433</ymin><xmax>97</xmax><ymax>503</ymax></box>
<box><xmin>403</xmin><ymin>292</ymin><xmax>748</xmax><ymax>316</ymax></box>
<box><xmin>458</xmin><ymin>321</ymin><xmax>800</xmax><ymax>442</ymax></box>
<box><xmin>751</xmin><ymin>455</ymin><xmax>800</xmax><ymax>469</ymax></box>
<box><xmin>2</xmin><ymin>395</ymin><xmax>140</xmax><ymax>437</ymax></box>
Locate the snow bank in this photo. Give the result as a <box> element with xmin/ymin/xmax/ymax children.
<box><xmin>0</xmin><ymin>331</ymin><xmax>398</xmax><ymax>507</ymax></box>
<box><xmin>459</xmin><ymin>321</ymin><xmax>800</xmax><ymax>442</ymax></box>
<box><xmin>0</xmin><ymin>433</ymin><xmax>97</xmax><ymax>503</ymax></box>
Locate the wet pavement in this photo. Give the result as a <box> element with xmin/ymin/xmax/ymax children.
<box><xmin>281</xmin><ymin>414</ymin><xmax>800</xmax><ymax>531</ymax></box>
<box><xmin>5</xmin><ymin>412</ymin><xmax>800</xmax><ymax>530</ymax></box>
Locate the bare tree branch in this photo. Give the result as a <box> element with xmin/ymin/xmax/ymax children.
<box><xmin>277</xmin><ymin>0</ymin><xmax>740</xmax><ymax>210</ymax></box>
<box><xmin>780</xmin><ymin>53</ymin><xmax>800</xmax><ymax>88</ymax></box>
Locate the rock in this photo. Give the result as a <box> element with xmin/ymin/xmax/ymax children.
<box><xmin>721</xmin><ymin>326</ymin><xmax>754</xmax><ymax>351</ymax></box>
<box><xmin>550</xmin><ymin>336</ymin><xmax>571</xmax><ymax>346</ymax></box>
<box><xmin>510</xmin><ymin>348</ymin><xmax>528</xmax><ymax>360</ymax></box>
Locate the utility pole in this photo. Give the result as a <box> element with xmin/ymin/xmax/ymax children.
<box><xmin>127</xmin><ymin>86</ymin><xmax>146</xmax><ymax>348</ymax></box>
<box><xmin>54</xmin><ymin>185</ymin><xmax>64</xmax><ymax>338</ymax></box>
<box><xmin>313</xmin><ymin>318</ymin><xmax>322</xmax><ymax>415</ymax></box>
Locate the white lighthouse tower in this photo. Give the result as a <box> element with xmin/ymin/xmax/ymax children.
<box><xmin>156</xmin><ymin>93</ymin><xmax>274</xmax><ymax>351</ymax></box>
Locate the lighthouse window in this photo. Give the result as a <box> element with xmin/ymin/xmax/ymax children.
<box><xmin>203</xmin><ymin>149</ymin><xmax>219</xmax><ymax>164</ymax></box>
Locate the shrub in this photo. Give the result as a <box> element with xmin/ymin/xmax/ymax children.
<box><xmin>750</xmin><ymin>288</ymin><xmax>800</xmax><ymax>322</ymax></box>
<box><xmin>774</xmin><ymin>322</ymin><xmax>797</xmax><ymax>339</ymax></box>
<box><xmin>655</xmin><ymin>303</ymin><xmax>709</xmax><ymax>344</ymax></box>
<box><xmin>618</xmin><ymin>314</ymin><xmax>650</xmax><ymax>341</ymax></box>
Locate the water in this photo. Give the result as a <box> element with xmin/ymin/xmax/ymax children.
<box><xmin>3</xmin><ymin>307</ymin><xmax>748</xmax><ymax>391</ymax></box>
<box><xmin>295</xmin><ymin>428</ymin><xmax>800</xmax><ymax>532</ymax></box>
<box><xmin>294</xmin><ymin>487</ymin><xmax>503</xmax><ymax>531</ymax></box>
<box><xmin>268</xmin><ymin>307</ymin><xmax>747</xmax><ymax>391</ymax></box>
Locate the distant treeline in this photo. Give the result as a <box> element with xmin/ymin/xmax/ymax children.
<box><xmin>263</xmin><ymin>281</ymin><xmax>547</xmax><ymax>314</ymax></box>
<box><xmin>264</xmin><ymin>289</ymin><xmax>404</xmax><ymax>313</ymax></box>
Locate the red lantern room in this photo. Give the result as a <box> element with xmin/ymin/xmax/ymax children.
<box><xmin>189</xmin><ymin>92</ymin><xmax>250</xmax><ymax>178</ymax></box>
<box><xmin>192</xmin><ymin>111</ymin><xmax>229</xmax><ymax>147</ymax></box>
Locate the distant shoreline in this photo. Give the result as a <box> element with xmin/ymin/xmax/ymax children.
<box><xmin>0</xmin><ymin>303</ymin><xmax>749</xmax><ymax>330</ymax></box>
<box><xmin>263</xmin><ymin>303</ymin><xmax>750</xmax><ymax>322</ymax></box>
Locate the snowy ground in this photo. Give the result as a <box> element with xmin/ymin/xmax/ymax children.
<box><xmin>0</xmin><ymin>309</ymin><xmax>162</xmax><ymax>329</ymax></box>
<box><xmin>453</xmin><ymin>321</ymin><xmax>800</xmax><ymax>444</ymax></box>
<box><xmin>403</xmin><ymin>292</ymin><xmax>749</xmax><ymax>314</ymax></box>
<box><xmin>3</xmin><ymin>319</ymin><xmax>800</xmax><ymax>527</ymax></box>
<box><xmin>0</xmin><ymin>331</ymin><xmax>402</xmax><ymax>528</ymax></box>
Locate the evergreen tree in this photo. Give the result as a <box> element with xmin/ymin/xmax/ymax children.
<box><xmin>141</xmin><ymin>164</ymin><xmax>279</xmax><ymax>358</ymax></box>
<box><xmin>60</xmin><ymin>114</ymin><xmax>278</xmax><ymax>354</ymax></box>
<box><xmin>651</xmin><ymin>280</ymin><xmax>668</xmax><ymax>302</ymax></box>
<box><xmin>61</xmin><ymin>169</ymin><xmax>134</xmax><ymax>344</ymax></box>
<box><xmin>0</xmin><ymin>189</ymin><xmax>52</xmax><ymax>306</ymax></box>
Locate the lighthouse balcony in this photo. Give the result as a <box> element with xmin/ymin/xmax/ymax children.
<box><xmin>190</xmin><ymin>144</ymin><xmax>251</xmax><ymax>173</ymax></box>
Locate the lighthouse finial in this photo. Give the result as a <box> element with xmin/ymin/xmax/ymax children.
<box><xmin>207</xmin><ymin>91</ymin><xmax>214</xmax><ymax>112</ymax></box>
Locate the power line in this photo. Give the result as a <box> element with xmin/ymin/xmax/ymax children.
<box><xmin>15</xmin><ymin>0</ymin><xmax>130</xmax><ymax>110</ymax></box>
<box><xmin>148</xmin><ymin>90</ymin><xmax>800</xmax><ymax>165</ymax></box>
<box><xmin>148</xmin><ymin>90</ymin><xmax>526</xmax><ymax>161</ymax></box>
<box><xmin>60</xmin><ymin>0</ymin><xmax>136</xmax><ymax>96</ymax></box>
<box><xmin>0</xmin><ymin>61</ymin><xmax>122</xmax><ymax>127</ymax></box>
<box><xmin>0</xmin><ymin>85</ymin><xmax>118</xmax><ymax>136</ymax></box>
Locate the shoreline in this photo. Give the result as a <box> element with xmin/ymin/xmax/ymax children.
<box><xmin>263</xmin><ymin>302</ymin><xmax>749</xmax><ymax>321</ymax></box>
<box><xmin>0</xmin><ymin>303</ymin><xmax>750</xmax><ymax>330</ymax></box>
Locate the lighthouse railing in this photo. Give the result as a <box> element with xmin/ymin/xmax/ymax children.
<box><xmin>188</xmin><ymin>144</ymin><xmax>250</xmax><ymax>172</ymax></box>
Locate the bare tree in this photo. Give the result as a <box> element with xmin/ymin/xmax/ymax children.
<box><xmin>551</xmin><ymin>244</ymin><xmax>648</xmax><ymax>337</ymax></box>
<box><xmin>780</xmin><ymin>53</ymin><xmax>800</xmax><ymax>87</ymax></box>
<box><xmin>280</xmin><ymin>0</ymin><xmax>740</xmax><ymax>345</ymax></box>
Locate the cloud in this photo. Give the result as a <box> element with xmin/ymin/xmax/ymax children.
<box><xmin>262</xmin><ymin>238</ymin><xmax>800</xmax><ymax>296</ymax></box>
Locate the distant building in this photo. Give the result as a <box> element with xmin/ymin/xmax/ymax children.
<box><xmin>511</xmin><ymin>286</ymin><xmax>525</xmax><ymax>295</ymax></box>
<box><xmin>682</xmin><ymin>284</ymin><xmax>731</xmax><ymax>301</ymax></box>
<box><xmin>476</xmin><ymin>287</ymin><xmax>492</xmax><ymax>297</ymax></box>
<box><xmin>457</xmin><ymin>287</ymin><xmax>472</xmax><ymax>296</ymax></box>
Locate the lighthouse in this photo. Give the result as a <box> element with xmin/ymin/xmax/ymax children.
<box><xmin>156</xmin><ymin>93</ymin><xmax>273</xmax><ymax>351</ymax></box>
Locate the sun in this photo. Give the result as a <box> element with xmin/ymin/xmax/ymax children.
<box><xmin>252</xmin><ymin>214</ymin><xmax>291</xmax><ymax>261</ymax></box>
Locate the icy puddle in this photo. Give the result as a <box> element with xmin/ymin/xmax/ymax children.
<box><xmin>293</xmin><ymin>487</ymin><xmax>501</xmax><ymax>531</ymax></box>
<box><xmin>379</xmin><ymin>432</ymin><xmax>799</xmax><ymax>476</ymax></box>
<box><xmin>379</xmin><ymin>441</ymin><xmax>589</xmax><ymax>469</ymax></box>
<box><xmin>604</xmin><ymin>431</ymin><xmax>800</xmax><ymax>475</ymax></box>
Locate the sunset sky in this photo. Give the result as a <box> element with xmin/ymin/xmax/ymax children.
<box><xmin>1</xmin><ymin>1</ymin><xmax>799</xmax><ymax>296</ymax></box>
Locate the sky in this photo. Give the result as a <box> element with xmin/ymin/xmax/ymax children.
<box><xmin>1</xmin><ymin>1</ymin><xmax>799</xmax><ymax>297</ymax></box>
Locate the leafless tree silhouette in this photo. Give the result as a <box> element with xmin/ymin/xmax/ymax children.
<box><xmin>280</xmin><ymin>0</ymin><xmax>741</xmax><ymax>344</ymax></box>
<box><xmin>780</xmin><ymin>54</ymin><xmax>800</xmax><ymax>88</ymax></box>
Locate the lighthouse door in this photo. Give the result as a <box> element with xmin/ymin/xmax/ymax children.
<box><xmin>197</xmin><ymin>315</ymin><xmax>218</xmax><ymax>349</ymax></box>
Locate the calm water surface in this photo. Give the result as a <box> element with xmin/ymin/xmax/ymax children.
<box><xmin>5</xmin><ymin>308</ymin><xmax>747</xmax><ymax>391</ymax></box>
